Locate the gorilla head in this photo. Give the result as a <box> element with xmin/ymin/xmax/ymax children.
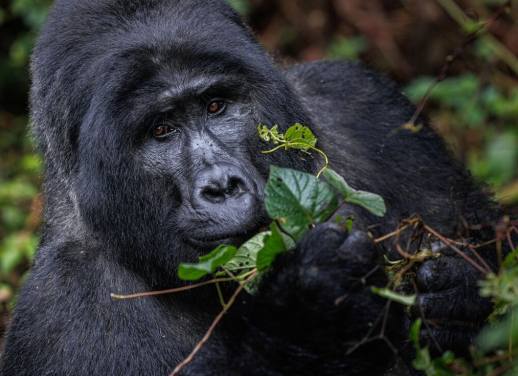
<box><xmin>32</xmin><ymin>0</ymin><xmax>313</xmax><ymax>278</ymax></box>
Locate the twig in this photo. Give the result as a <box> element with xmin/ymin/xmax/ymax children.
<box><xmin>170</xmin><ymin>272</ymin><xmax>257</xmax><ymax>376</ymax></box>
<box><xmin>467</xmin><ymin>243</ymin><xmax>494</xmax><ymax>273</ymax></box>
<box><xmin>263</xmin><ymin>143</ymin><xmax>329</xmax><ymax>177</ymax></box>
<box><xmin>474</xmin><ymin>351</ymin><xmax>518</xmax><ymax>367</ymax></box>
<box><xmin>215</xmin><ymin>282</ymin><xmax>226</xmax><ymax>308</ymax></box>
<box><xmin>374</xmin><ymin>223</ymin><xmax>412</xmax><ymax>244</ymax></box>
<box><xmin>110</xmin><ymin>277</ymin><xmax>239</xmax><ymax>300</ymax></box>
<box><xmin>423</xmin><ymin>224</ymin><xmax>489</xmax><ymax>274</ymax></box>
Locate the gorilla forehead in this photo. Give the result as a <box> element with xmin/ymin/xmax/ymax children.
<box><xmin>34</xmin><ymin>0</ymin><xmax>278</xmax><ymax>146</ymax></box>
<box><xmin>44</xmin><ymin>0</ymin><xmax>260</xmax><ymax>65</ymax></box>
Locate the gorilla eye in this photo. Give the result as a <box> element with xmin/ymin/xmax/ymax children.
<box><xmin>207</xmin><ymin>100</ymin><xmax>226</xmax><ymax>115</ymax></box>
<box><xmin>152</xmin><ymin>124</ymin><xmax>177</xmax><ymax>139</ymax></box>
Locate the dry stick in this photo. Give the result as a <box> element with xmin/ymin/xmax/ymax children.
<box><xmin>170</xmin><ymin>272</ymin><xmax>257</xmax><ymax>376</ymax></box>
<box><xmin>467</xmin><ymin>241</ymin><xmax>494</xmax><ymax>273</ymax></box>
<box><xmin>473</xmin><ymin>238</ymin><xmax>498</xmax><ymax>249</ymax></box>
<box><xmin>373</xmin><ymin>216</ymin><xmax>420</xmax><ymax>244</ymax></box>
<box><xmin>474</xmin><ymin>351</ymin><xmax>518</xmax><ymax>367</ymax></box>
<box><xmin>377</xmin><ymin>301</ymin><xmax>399</xmax><ymax>355</ymax></box>
<box><xmin>373</xmin><ymin>223</ymin><xmax>412</xmax><ymax>244</ymax></box>
<box><xmin>346</xmin><ymin>301</ymin><xmax>391</xmax><ymax>356</ymax></box>
<box><xmin>375</xmin><ymin>216</ymin><xmax>493</xmax><ymax>275</ymax></box>
<box><xmin>423</xmin><ymin>224</ymin><xmax>489</xmax><ymax>275</ymax></box>
<box><xmin>488</xmin><ymin>364</ymin><xmax>513</xmax><ymax>376</ymax></box>
<box><xmin>110</xmin><ymin>277</ymin><xmax>239</xmax><ymax>300</ymax></box>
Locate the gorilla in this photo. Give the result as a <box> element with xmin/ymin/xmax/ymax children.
<box><xmin>1</xmin><ymin>0</ymin><xmax>501</xmax><ymax>375</ymax></box>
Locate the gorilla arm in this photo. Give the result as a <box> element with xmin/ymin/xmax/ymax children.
<box><xmin>286</xmin><ymin>60</ymin><xmax>499</xmax><ymax>355</ymax></box>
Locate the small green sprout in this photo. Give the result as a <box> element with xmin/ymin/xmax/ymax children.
<box><xmin>257</xmin><ymin>123</ymin><xmax>329</xmax><ymax>177</ymax></box>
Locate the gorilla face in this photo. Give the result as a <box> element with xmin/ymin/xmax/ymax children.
<box><xmin>136</xmin><ymin>70</ymin><xmax>267</xmax><ymax>251</ymax></box>
<box><xmin>72</xmin><ymin>39</ymin><xmax>314</xmax><ymax>268</ymax></box>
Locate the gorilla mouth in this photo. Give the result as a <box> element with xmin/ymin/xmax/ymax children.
<box><xmin>184</xmin><ymin>208</ymin><xmax>270</xmax><ymax>252</ymax></box>
<box><xmin>187</xmin><ymin>230</ymin><xmax>256</xmax><ymax>250</ymax></box>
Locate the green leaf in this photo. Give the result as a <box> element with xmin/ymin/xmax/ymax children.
<box><xmin>257</xmin><ymin>124</ymin><xmax>281</xmax><ymax>143</ymax></box>
<box><xmin>502</xmin><ymin>247</ymin><xmax>518</xmax><ymax>269</ymax></box>
<box><xmin>413</xmin><ymin>347</ymin><xmax>432</xmax><ymax>373</ymax></box>
<box><xmin>283</xmin><ymin>123</ymin><xmax>317</xmax><ymax>150</ymax></box>
<box><xmin>0</xmin><ymin>233</ymin><xmax>37</xmax><ymax>274</ymax></box>
<box><xmin>256</xmin><ymin>222</ymin><xmax>290</xmax><ymax>271</ymax></box>
<box><xmin>410</xmin><ymin>319</ymin><xmax>422</xmax><ymax>348</ymax></box>
<box><xmin>225</xmin><ymin>0</ymin><xmax>250</xmax><ymax>15</ymax></box>
<box><xmin>327</xmin><ymin>36</ymin><xmax>368</xmax><ymax>60</ymax></box>
<box><xmin>477</xmin><ymin>307</ymin><xmax>518</xmax><ymax>353</ymax></box>
<box><xmin>323</xmin><ymin>168</ymin><xmax>386</xmax><ymax>217</ymax></box>
<box><xmin>224</xmin><ymin>232</ymin><xmax>269</xmax><ymax>272</ymax></box>
<box><xmin>178</xmin><ymin>245</ymin><xmax>238</xmax><ymax>281</ymax></box>
<box><xmin>371</xmin><ymin>287</ymin><xmax>416</xmax><ymax>306</ymax></box>
<box><xmin>265</xmin><ymin>166</ymin><xmax>338</xmax><ymax>240</ymax></box>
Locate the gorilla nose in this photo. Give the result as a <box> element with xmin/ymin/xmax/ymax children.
<box><xmin>194</xmin><ymin>164</ymin><xmax>252</xmax><ymax>205</ymax></box>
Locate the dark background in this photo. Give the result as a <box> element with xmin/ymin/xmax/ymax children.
<box><xmin>0</xmin><ymin>0</ymin><xmax>517</xmax><ymax>344</ymax></box>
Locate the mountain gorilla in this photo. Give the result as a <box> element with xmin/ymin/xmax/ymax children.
<box><xmin>1</xmin><ymin>0</ymin><xmax>500</xmax><ymax>375</ymax></box>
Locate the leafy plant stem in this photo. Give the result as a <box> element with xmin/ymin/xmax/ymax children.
<box><xmin>215</xmin><ymin>282</ymin><xmax>226</xmax><ymax>308</ymax></box>
<box><xmin>262</xmin><ymin>144</ymin><xmax>329</xmax><ymax>177</ymax></box>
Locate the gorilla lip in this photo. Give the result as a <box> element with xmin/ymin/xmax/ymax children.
<box><xmin>187</xmin><ymin>231</ymin><xmax>253</xmax><ymax>249</ymax></box>
<box><xmin>186</xmin><ymin>221</ymin><xmax>270</xmax><ymax>251</ymax></box>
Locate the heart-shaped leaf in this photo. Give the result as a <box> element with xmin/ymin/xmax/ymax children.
<box><xmin>224</xmin><ymin>232</ymin><xmax>269</xmax><ymax>272</ymax></box>
<box><xmin>265</xmin><ymin>166</ymin><xmax>338</xmax><ymax>240</ymax></box>
<box><xmin>283</xmin><ymin>123</ymin><xmax>317</xmax><ymax>150</ymax></box>
<box><xmin>323</xmin><ymin>168</ymin><xmax>386</xmax><ymax>217</ymax></box>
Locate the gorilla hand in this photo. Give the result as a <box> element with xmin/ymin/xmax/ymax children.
<box><xmin>246</xmin><ymin>224</ymin><xmax>403</xmax><ymax>374</ymax></box>
<box><xmin>411</xmin><ymin>255</ymin><xmax>492</xmax><ymax>356</ymax></box>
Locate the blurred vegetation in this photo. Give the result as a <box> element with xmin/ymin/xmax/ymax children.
<box><xmin>0</xmin><ymin>0</ymin><xmax>517</xmax><ymax>372</ymax></box>
<box><xmin>0</xmin><ymin>0</ymin><xmax>50</xmax><ymax>336</ymax></box>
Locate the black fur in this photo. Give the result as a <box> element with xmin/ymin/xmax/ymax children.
<box><xmin>1</xmin><ymin>1</ymin><xmax>501</xmax><ymax>375</ymax></box>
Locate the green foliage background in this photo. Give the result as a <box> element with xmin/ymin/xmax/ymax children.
<box><xmin>0</xmin><ymin>0</ymin><xmax>517</xmax><ymax>368</ymax></box>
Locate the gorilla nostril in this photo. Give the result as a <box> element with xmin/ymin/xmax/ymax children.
<box><xmin>225</xmin><ymin>177</ymin><xmax>245</xmax><ymax>197</ymax></box>
<box><xmin>201</xmin><ymin>177</ymin><xmax>246</xmax><ymax>203</ymax></box>
<box><xmin>201</xmin><ymin>185</ymin><xmax>226</xmax><ymax>203</ymax></box>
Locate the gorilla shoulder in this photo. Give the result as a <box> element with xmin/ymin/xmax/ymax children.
<box><xmin>285</xmin><ymin>60</ymin><xmax>415</xmax><ymax>124</ymax></box>
<box><xmin>285</xmin><ymin>60</ymin><xmax>498</xmax><ymax>234</ymax></box>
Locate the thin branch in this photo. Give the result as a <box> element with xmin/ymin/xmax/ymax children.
<box><xmin>170</xmin><ymin>272</ymin><xmax>257</xmax><ymax>376</ymax></box>
<box><xmin>110</xmin><ymin>277</ymin><xmax>238</xmax><ymax>300</ymax></box>
<box><xmin>423</xmin><ymin>224</ymin><xmax>489</xmax><ymax>275</ymax></box>
<box><xmin>374</xmin><ymin>217</ymin><xmax>421</xmax><ymax>244</ymax></box>
<box><xmin>215</xmin><ymin>282</ymin><xmax>226</xmax><ymax>308</ymax></box>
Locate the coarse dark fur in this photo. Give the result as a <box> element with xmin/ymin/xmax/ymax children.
<box><xmin>1</xmin><ymin>1</ymin><xmax>501</xmax><ymax>375</ymax></box>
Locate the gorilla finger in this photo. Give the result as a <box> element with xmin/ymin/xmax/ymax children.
<box><xmin>411</xmin><ymin>290</ymin><xmax>492</xmax><ymax>322</ymax></box>
<box><xmin>297</xmin><ymin>223</ymin><xmax>348</xmax><ymax>265</ymax></box>
<box><xmin>337</xmin><ymin>231</ymin><xmax>380</xmax><ymax>272</ymax></box>
<box><xmin>420</xmin><ymin>325</ymin><xmax>478</xmax><ymax>357</ymax></box>
<box><xmin>416</xmin><ymin>256</ymin><xmax>482</xmax><ymax>293</ymax></box>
